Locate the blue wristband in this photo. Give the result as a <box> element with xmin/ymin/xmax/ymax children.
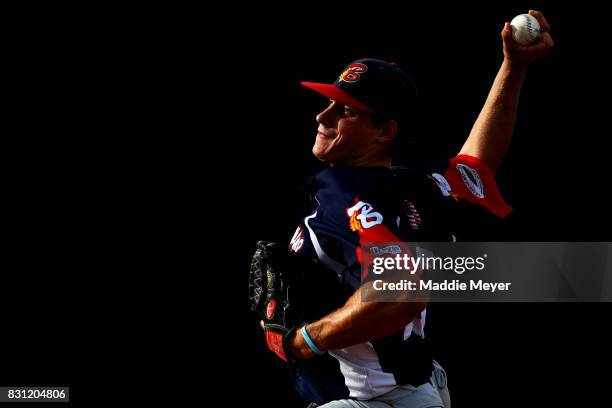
<box><xmin>301</xmin><ymin>325</ymin><xmax>326</xmax><ymax>355</ymax></box>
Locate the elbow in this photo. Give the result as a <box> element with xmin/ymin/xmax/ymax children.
<box><xmin>395</xmin><ymin>300</ymin><xmax>427</xmax><ymax>326</ymax></box>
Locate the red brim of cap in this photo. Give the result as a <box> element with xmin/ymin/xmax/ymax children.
<box><xmin>300</xmin><ymin>82</ymin><xmax>374</xmax><ymax>113</ymax></box>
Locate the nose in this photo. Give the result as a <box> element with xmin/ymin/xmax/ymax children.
<box><xmin>316</xmin><ymin>102</ymin><xmax>336</xmax><ymax>129</ymax></box>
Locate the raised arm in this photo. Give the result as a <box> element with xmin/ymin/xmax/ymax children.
<box><xmin>459</xmin><ymin>10</ymin><xmax>554</xmax><ymax>174</ymax></box>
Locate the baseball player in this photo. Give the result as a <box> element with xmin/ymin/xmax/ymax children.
<box><xmin>258</xmin><ymin>10</ymin><xmax>553</xmax><ymax>407</ymax></box>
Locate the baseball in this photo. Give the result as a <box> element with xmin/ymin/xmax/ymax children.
<box><xmin>510</xmin><ymin>14</ymin><xmax>541</xmax><ymax>45</ymax></box>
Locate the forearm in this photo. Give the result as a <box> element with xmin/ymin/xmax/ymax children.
<box><xmin>291</xmin><ymin>287</ymin><xmax>426</xmax><ymax>356</ymax></box>
<box><xmin>459</xmin><ymin>60</ymin><xmax>528</xmax><ymax>173</ymax></box>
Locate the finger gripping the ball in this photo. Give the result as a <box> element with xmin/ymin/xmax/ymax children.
<box><xmin>510</xmin><ymin>13</ymin><xmax>541</xmax><ymax>45</ymax></box>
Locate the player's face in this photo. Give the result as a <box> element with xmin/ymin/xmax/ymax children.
<box><xmin>312</xmin><ymin>100</ymin><xmax>390</xmax><ymax>166</ymax></box>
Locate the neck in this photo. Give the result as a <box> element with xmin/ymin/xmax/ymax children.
<box><xmin>332</xmin><ymin>155</ymin><xmax>392</xmax><ymax>168</ymax></box>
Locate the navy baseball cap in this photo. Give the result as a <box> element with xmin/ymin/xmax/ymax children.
<box><xmin>301</xmin><ymin>58</ymin><xmax>418</xmax><ymax>120</ymax></box>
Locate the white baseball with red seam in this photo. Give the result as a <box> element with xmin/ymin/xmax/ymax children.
<box><xmin>510</xmin><ymin>14</ymin><xmax>541</xmax><ymax>45</ymax></box>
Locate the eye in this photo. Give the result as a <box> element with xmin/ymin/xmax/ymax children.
<box><xmin>343</xmin><ymin>105</ymin><xmax>356</xmax><ymax>117</ymax></box>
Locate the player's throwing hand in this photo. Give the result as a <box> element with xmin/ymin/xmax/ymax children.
<box><xmin>502</xmin><ymin>10</ymin><xmax>554</xmax><ymax>66</ymax></box>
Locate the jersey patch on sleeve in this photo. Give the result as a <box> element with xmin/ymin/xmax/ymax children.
<box><xmin>455</xmin><ymin>163</ymin><xmax>484</xmax><ymax>198</ymax></box>
<box><xmin>441</xmin><ymin>155</ymin><xmax>512</xmax><ymax>218</ymax></box>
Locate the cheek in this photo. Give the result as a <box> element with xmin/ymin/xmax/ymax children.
<box><xmin>338</xmin><ymin>122</ymin><xmax>372</xmax><ymax>148</ymax></box>
<box><xmin>337</xmin><ymin>122</ymin><xmax>355</xmax><ymax>142</ymax></box>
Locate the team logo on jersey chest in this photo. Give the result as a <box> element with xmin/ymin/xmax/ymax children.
<box><xmin>347</xmin><ymin>200</ymin><xmax>383</xmax><ymax>232</ymax></box>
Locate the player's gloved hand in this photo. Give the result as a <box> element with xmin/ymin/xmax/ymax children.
<box><xmin>249</xmin><ymin>241</ymin><xmax>350</xmax><ymax>362</ymax></box>
<box><xmin>502</xmin><ymin>10</ymin><xmax>554</xmax><ymax>66</ymax></box>
<box><xmin>260</xmin><ymin>320</ymin><xmax>315</xmax><ymax>360</ymax></box>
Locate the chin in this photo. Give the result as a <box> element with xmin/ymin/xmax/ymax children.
<box><xmin>312</xmin><ymin>146</ymin><xmax>329</xmax><ymax>162</ymax></box>
<box><xmin>313</xmin><ymin>134</ymin><xmax>342</xmax><ymax>163</ymax></box>
<box><xmin>312</xmin><ymin>140</ymin><xmax>330</xmax><ymax>162</ymax></box>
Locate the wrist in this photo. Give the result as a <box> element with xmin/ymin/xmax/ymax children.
<box><xmin>300</xmin><ymin>324</ymin><xmax>327</xmax><ymax>356</ymax></box>
<box><xmin>288</xmin><ymin>326</ymin><xmax>315</xmax><ymax>359</ymax></box>
<box><xmin>502</xmin><ymin>58</ymin><xmax>529</xmax><ymax>75</ymax></box>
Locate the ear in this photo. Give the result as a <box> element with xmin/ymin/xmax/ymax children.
<box><xmin>375</xmin><ymin>120</ymin><xmax>399</xmax><ymax>143</ymax></box>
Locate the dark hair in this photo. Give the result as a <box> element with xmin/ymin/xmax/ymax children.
<box><xmin>372</xmin><ymin>110</ymin><xmax>420</xmax><ymax>165</ymax></box>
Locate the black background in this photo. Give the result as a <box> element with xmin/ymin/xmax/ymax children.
<box><xmin>227</xmin><ymin>2</ymin><xmax>612</xmax><ymax>407</ymax></box>
<box><xmin>4</xmin><ymin>1</ymin><xmax>611</xmax><ymax>406</ymax></box>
